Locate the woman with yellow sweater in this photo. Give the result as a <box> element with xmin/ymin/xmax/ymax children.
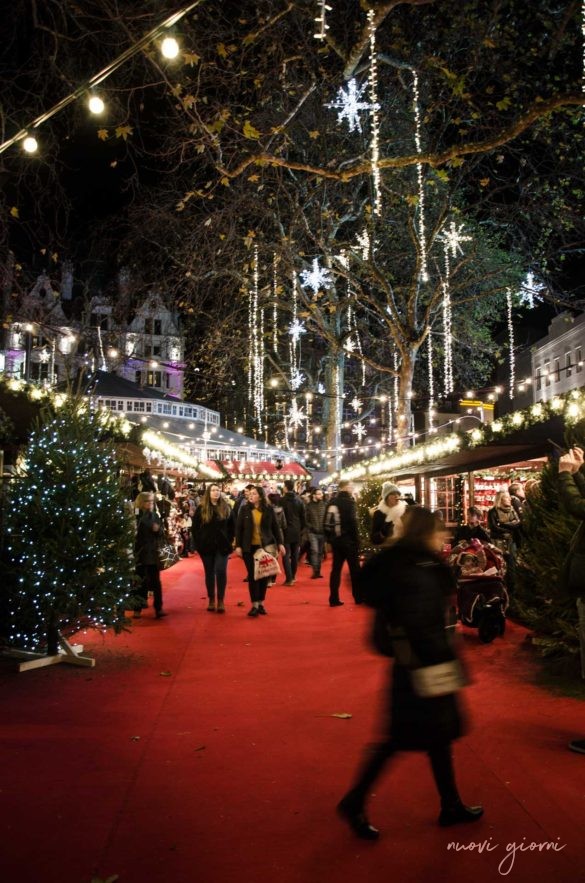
<box><xmin>235</xmin><ymin>486</ymin><xmax>285</xmax><ymax>617</ymax></box>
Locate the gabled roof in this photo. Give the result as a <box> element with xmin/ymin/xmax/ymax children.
<box><xmin>86</xmin><ymin>370</ymin><xmax>181</xmax><ymax>403</ymax></box>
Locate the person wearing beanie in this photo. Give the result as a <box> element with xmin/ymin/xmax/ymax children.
<box><xmin>370</xmin><ymin>483</ymin><xmax>407</xmax><ymax>546</ymax></box>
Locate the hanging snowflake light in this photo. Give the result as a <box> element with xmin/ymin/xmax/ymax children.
<box><xmin>288</xmin><ymin>318</ymin><xmax>307</xmax><ymax>344</ymax></box>
<box><xmin>350</xmin><ymin>396</ymin><xmax>362</xmax><ymax>412</ymax></box>
<box><xmin>344</xmin><ymin>338</ymin><xmax>356</xmax><ymax>354</ymax></box>
<box><xmin>290</xmin><ymin>368</ymin><xmax>305</xmax><ymax>391</ymax></box>
<box><xmin>352</xmin><ymin>421</ymin><xmax>367</xmax><ymax>441</ymax></box>
<box><xmin>38</xmin><ymin>348</ymin><xmax>50</xmax><ymax>364</ymax></box>
<box><xmin>317</xmin><ymin>383</ymin><xmax>325</xmax><ymax>395</ymax></box>
<box><xmin>439</xmin><ymin>220</ymin><xmax>472</xmax><ymax>259</ymax></box>
<box><xmin>325</xmin><ymin>78</ymin><xmax>379</xmax><ymax>134</ymax></box>
<box><xmin>288</xmin><ymin>399</ymin><xmax>306</xmax><ymax>429</ymax></box>
<box><xmin>355</xmin><ymin>228</ymin><xmax>371</xmax><ymax>260</ymax></box>
<box><xmin>518</xmin><ymin>271</ymin><xmax>546</xmax><ymax>309</ymax></box>
<box><xmin>299</xmin><ymin>258</ymin><xmax>333</xmax><ymax>295</ymax></box>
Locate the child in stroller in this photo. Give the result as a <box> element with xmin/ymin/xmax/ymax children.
<box><xmin>449</xmin><ymin>538</ymin><xmax>509</xmax><ymax>644</ymax></box>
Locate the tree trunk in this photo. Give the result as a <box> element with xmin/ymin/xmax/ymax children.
<box><xmin>324</xmin><ymin>350</ymin><xmax>345</xmax><ymax>473</ymax></box>
<box><xmin>395</xmin><ymin>346</ymin><xmax>418</xmax><ymax>451</ymax></box>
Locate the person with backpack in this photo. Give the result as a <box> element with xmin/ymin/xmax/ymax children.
<box><xmin>324</xmin><ymin>480</ymin><xmax>361</xmax><ymax>606</ymax></box>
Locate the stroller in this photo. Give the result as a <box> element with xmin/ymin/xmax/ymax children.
<box><xmin>449</xmin><ymin>539</ymin><xmax>509</xmax><ymax>644</ymax></box>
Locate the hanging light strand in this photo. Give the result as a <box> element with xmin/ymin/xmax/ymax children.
<box><xmin>507</xmin><ymin>288</ymin><xmax>515</xmax><ymax>401</ymax></box>
<box><xmin>314</xmin><ymin>0</ymin><xmax>332</xmax><ymax>40</ymax></box>
<box><xmin>367</xmin><ymin>10</ymin><xmax>382</xmax><ymax>216</ymax></box>
<box><xmin>272</xmin><ymin>253</ymin><xmax>278</xmax><ymax>353</ymax></box>
<box><xmin>442</xmin><ymin>247</ymin><xmax>454</xmax><ymax>395</ymax></box>
<box><xmin>412</xmin><ymin>70</ymin><xmax>429</xmax><ymax>282</ymax></box>
<box><xmin>427</xmin><ymin>331</ymin><xmax>435</xmax><ymax>429</ymax></box>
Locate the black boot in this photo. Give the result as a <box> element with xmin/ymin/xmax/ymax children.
<box><xmin>337</xmin><ymin>795</ymin><xmax>380</xmax><ymax>840</ymax></box>
<box><xmin>438</xmin><ymin>803</ymin><xmax>484</xmax><ymax>827</ymax></box>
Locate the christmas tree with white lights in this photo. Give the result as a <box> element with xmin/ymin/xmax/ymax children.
<box><xmin>2</xmin><ymin>400</ymin><xmax>138</xmax><ymax>662</ymax></box>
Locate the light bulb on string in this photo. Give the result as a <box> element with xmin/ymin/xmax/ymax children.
<box><xmin>161</xmin><ymin>36</ymin><xmax>180</xmax><ymax>59</ymax></box>
<box><xmin>88</xmin><ymin>94</ymin><xmax>105</xmax><ymax>115</ymax></box>
<box><xmin>23</xmin><ymin>135</ymin><xmax>38</xmax><ymax>153</ymax></box>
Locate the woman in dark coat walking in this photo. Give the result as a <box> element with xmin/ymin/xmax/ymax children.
<box><xmin>337</xmin><ymin>507</ymin><xmax>482</xmax><ymax>839</ymax></box>
<box><xmin>192</xmin><ymin>484</ymin><xmax>235</xmax><ymax>613</ymax></box>
<box><xmin>235</xmin><ymin>486</ymin><xmax>285</xmax><ymax>617</ymax></box>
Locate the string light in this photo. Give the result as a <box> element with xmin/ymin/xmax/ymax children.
<box><xmin>412</xmin><ymin>70</ymin><xmax>428</xmax><ymax>281</ymax></box>
<box><xmin>87</xmin><ymin>94</ymin><xmax>105</xmax><ymax>115</ymax></box>
<box><xmin>506</xmin><ymin>287</ymin><xmax>515</xmax><ymax>401</ymax></box>
<box><xmin>272</xmin><ymin>253</ymin><xmax>279</xmax><ymax>352</ymax></box>
<box><xmin>367</xmin><ymin>9</ymin><xmax>382</xmax><ymax>216</ymax></box>
<box><xmin>22</xmin><ymin>135</ymin><xmax>38</xmax><ymax>154</ymax></box>
<box><xmin>0</xmin><ymin>1</ymin><xmax>203</xmax><ymax>156</ymax></box>
<box><xmin>427</xmin><ymin>331</ymin><xmax>435</xmax><ymax>430</ymax></box>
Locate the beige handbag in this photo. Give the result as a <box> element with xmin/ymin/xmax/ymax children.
<box><xmin>410</xmin><ymin>660</ymin><xmax>466</xmax><ymax>698</ymax></box>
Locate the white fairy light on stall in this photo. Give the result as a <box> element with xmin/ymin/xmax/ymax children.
<box><xmin>325</xmin><ymin>78</ymin><xmax>380</xmax><ymax>134</ymax></box>
<box><xmin>506</xmin><ymin>287</ymin><xmax>515</xmax><ymax>401</ymax></box>
<box><xmin>412</xmin><ymin>70</ymin><xmax>429</xmax><ymax>282</ymax></box>
<box><xmin>367</xmin><ymin>9</ymin><xmax>382</xmax><ymax>216</ymax></box>
<box><xmin>314</xmin><ymin>0</ymin><xmax>332</xmax><ymax>40</ymax></box>
<box><xmin>300</xmin><ymin>258</ymin><xmax>333</xmax><ymax>295</ymax></box>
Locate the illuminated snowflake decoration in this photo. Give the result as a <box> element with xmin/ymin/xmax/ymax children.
<box><xmin>325</xmin><ymin>78</ymin><xmax>380</xmax><ymax>134</ymax></box>
<box><xmin>317</xmin><ymin>383</ymin><xmax>325</xmax><ymax>395</ymax></box>
<box><xmin>344</xmin><ymin>338</ymin><xmax>356</xmax><ymax>354</ymax></box>
<box><xmin>518</xmin><ymin>271</ymin><xmax>546</xmax><ymax>309</ymax></box>
<box><xmin>288</xmin><ymin>399</ymin><xmax>306</xmax><ymax>429</ymax></box>
<box><xmin>288</xmin><ymin>319</ymin><xmax>307</xmax><ymax>344</ymax></box>
<box><xmin>290</xmin><ymin>368</ymin><xmax>305</xmax><ymax>390</ymax></box>
<box><xmin>351</xmin><ymin>422</ymin><xmax>367</xmax><ymax>441</ymax></box>
<box><xmin>38</xmin><ymin>348</ymin><xmax>50</xmax><ymax>363</ymax></box>
<box><xmin>300</xmin><ymin>258</ymin><xmax>333</xmax><ymax>295</ymax></box>
<box><xmin>350</xmin><ymin>396</ymin><xmax>363</xmax><ymax>412</ymax></box>
<box><xmin>438</xmin><ymin>220</ymin><xmax>472</xmax><ymax>258</ymax></box>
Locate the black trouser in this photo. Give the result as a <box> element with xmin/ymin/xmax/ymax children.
<box><xmin>283</xmin><ymin>541</ymin><xmax>300</xmax><ymax>582</ymax></box>
<box><xmin>329</xmin><ymin>541</ymin><xmax>361</xmax><ymax>603</ymax></box>
<box><xmin>136</xmin><ymin>564</ymin><xmax>163</xmax><ymax>613</ymax></box>
<box><xmin>243</xmin><ymin>546</ymin><xmax>269</xmax><ymax>603</ymax></box>
<box><xmin>200</xmin><ymin>552</ymin><xmax>229</xmax><ymax>602</ymax></box>
<box><xmin>344</xmin><ymin>740</ymin><xmax>459</xmax><ymax>811</ymax></box>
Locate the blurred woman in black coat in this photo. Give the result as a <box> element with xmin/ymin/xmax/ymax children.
<box><xmin>337</xmin><ymin>508</ymin><xmax>482</xmax><ymax>840</ymax></box>
<box><xmin>134</xmin><ymin>491</ymin><xmax>166</xmax><ymax>619</ymax></box>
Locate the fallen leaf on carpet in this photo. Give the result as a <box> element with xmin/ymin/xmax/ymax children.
<box><xmin>194</xmin><ymin>745</ymin><xmax>206</xmax><ymax>751</ymax></box>
<box><xmin>160</xmin><ymin>671</ymin><xmax>172</xmax><ymax>677</ymax></box>
<box><xmin>130</xmin><ymin>735</ymin><xmax>141</xmax><ymax>741</ymax></box>
<box><xmin>330</xmin><ymin>713</ymin><xmax>352</xmax><ymax>719</ymax></box>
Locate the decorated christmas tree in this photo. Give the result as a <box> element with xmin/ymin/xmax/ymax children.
<box><xmin>356</xmin><ymin>478</ymin><xmax>383</xmax><ymax>557</ymax></box>
<box><xmin>513</xmin><ymin>421</ymin><xmax>585</xmax><ymax>664</ymax></box>
<box><xmin>2</xmin><ymin>399</ymin><xmax>138</xmax><ymax>658</ymax></box>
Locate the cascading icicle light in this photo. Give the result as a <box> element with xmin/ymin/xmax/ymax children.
<box><xmin>272</xmin><ymin>253</ymin><xmax>279</xmax><ymax>352</ymax></box>
<box><xmin>438</xmin><ymin>220</ymin><xmax>471</xmax><ymax>396</ymax></box>
<box><xmin>506</xmin><ymin>288</ymin><xmax>515</xmax><ymax>401</ymax></box>
<box><xmin>247</xmin><ymin>244</ymin><xmax>264</xmax><ymax>432</ymax></box>
<box><xmin>392</xmin><ymin>349</ymin><xmax>399</xmax><ymax>444</ymax></box>
<box><xmin>412</xmin><ymin>70</ymin><xmax>429</xmax><ymax>282</ymax></box>
<box><xmin>314</xmin><ymin>0</ymin><xmax>332</xmax><ymax>40</ymax></box>
<box><xmin>427</xmin><ymin>331</ymin><xmax>435</xmax><ymax>430</ymax></box>
<box><xmin>367</xmin><ymin>9</ymin><xmax>382</xmax><ymax>216</ymax></box>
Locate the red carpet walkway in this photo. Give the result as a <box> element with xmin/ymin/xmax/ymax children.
<box><xmin>1</xmin><ymin>554</ymin><xmax>584</xmax><ymax>883</ymax></box>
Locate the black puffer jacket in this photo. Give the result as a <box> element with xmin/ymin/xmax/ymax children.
<box><xmin>360</xmin><ymin>541</ymin><xmax>464</xmax><ymax>750</ymax></box>
<box><xmin>324</xmin><ymin>491</ymin><xmax>359</xmax><ymax>545</ymax></box>
<box><xmin>281</xmin><ymin>492</ymin><xmax>306</xmax><ymax>543</ymax></box>
<box><xmin>134</xmin><ymin>511</ymin><xmax>163</xmax><ymax>567</ymax></box>
<box><xmin>192</xmin><ymin>506</ymin><xmax>234</xmax><ymax>556</ymax></box>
